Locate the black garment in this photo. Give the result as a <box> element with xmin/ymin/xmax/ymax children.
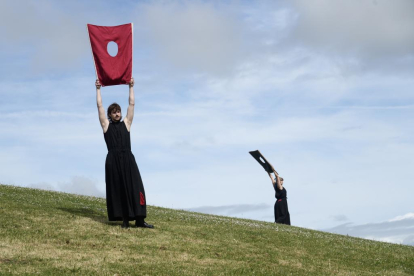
<box><xmin>104</xmin><ymin>121</ymin><xmax>147</xmax><ymax>221</ymax></box>
<box><xmin>274</xmin><ymin>186</ymin><xmax>291</xmax><ymax>225</ymax></box>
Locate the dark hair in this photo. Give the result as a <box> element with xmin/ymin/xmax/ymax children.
<box><xmin>107</xmin><ymin>103</ymin><xmax>121</xmax><ymax>122</ymax></box>
<box><xmin>280</xmin><ymin>177</ymin><xmax>284</xmax><ymax>181</ymax></box>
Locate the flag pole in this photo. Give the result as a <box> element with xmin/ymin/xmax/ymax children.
<box><xmin>131</xmin><ymin>23</ymin><xmax>134</xmax><ymax>80</ymax></box>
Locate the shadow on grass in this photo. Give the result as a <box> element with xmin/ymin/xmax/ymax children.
<box><xmin>58</xmin><ymin>207</ymin><xmax>121</xmax><ymax>227</ymax></box>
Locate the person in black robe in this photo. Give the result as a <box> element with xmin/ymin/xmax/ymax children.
<box><xmin>268</xmin><ymin>172</ymin><xmax>291</xmax><ymax>225</ymax></box>
<box><xmin>96</xmin><ymin>78</ymin><xmax>153</xmax><ymax>229</ymax></box>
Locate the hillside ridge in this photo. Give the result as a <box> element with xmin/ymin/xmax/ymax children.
<box><xmin>1</xmin><ymin>184</ymin><xmax>413</xmax><ymax>275</ymax></box>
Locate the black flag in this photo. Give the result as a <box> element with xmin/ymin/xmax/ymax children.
<box><xmin>249</xmin><ymin>150</ymin><xmax>277</xmax><ymax>174</ymax></box>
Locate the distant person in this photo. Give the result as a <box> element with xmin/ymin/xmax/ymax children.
<box><xmin>268</xmin><ymin>171</ymin><xmax>291</xmax><ymax>225</ymax></box>
<box><xmin>96</xmin><ymin>78</ymin><xmax>153</xmax><ymax>229</ymax></box>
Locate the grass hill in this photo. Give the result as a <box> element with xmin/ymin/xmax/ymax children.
<box><xmin>0</xmin><ymin>184</ymin><xmax>413</xmax><ymax>275</ymax></box>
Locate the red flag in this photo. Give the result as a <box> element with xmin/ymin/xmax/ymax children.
<box><xmin>87</xmin><ymin>23</ymin><xmax>133</xmax><ymax>87</ymax></box>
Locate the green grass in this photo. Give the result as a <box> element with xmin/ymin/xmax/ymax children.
<box><xmin>0</xmin><ymin>184</ymin><xmax>413</xmax><ymax>275</ymax></box>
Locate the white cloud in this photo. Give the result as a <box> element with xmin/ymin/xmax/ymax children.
<box><xmin>289</xmin><ymin>0</ymin><xmax>414</xmax><ymax>74</ymax></box>
<box><xmin>292</xmin><ymin>0</ymin><xmax>414</xmax><ymax>48</ymax></box>
<box><xmin>389</xmin><ymin>213</ymin><xmax>414</xmax><ymax>222</ymax></box>
<box><xmin>0</xmin><ymin>0</ymin><xmax>89</xmax><ymax>74</ymax></box>
<box><xmin>29</xmin><ymin>176</ymin><xmax>104</xmax><ymax>198</ymax></box>
<box><xmin>133</xmin><ymin>1</ymin><xmax>244</xmax><ymax>76</ymax></box>
<box><xmin>330</xmin><ymin>214</ymin><xmax>349</xmax><ymax>222</ymax></box>
<box><xmin>324</xmin><ymin>213</ymin><xmax>414</xmax><ymax>246</ymax></box>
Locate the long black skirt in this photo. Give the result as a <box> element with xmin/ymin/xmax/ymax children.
<box><xmin>274</xmin><ymin>198</ymin><xmax>291</xmax><ymax>225</ymax></box>
<box><xmin>105</xmin><ymin>150</ymin><xmax>147</xmax><ymax>221</ymax></box>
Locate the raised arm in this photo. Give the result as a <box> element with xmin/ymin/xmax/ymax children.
<box><xmin>268</xmin><ymin>172</ymin><xmax>276</xmax><ymax>187</ymax></box>
<box><xmin>274</xmin><ymin>173</ymin><xmax>283</xmax><ymax>191</ymax></box>
<box><xmin>124</xmin><ymin>78</ymin><xmax>135</xmax><ymax>132</ymax></box>
<box><xmin>96</xmin><ymin>79</ymin><xmax>109</xmax><ymax>133</ymax></box>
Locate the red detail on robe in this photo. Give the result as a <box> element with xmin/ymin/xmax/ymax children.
<box><xmin>140</xmin><ymin>192</ymin><xmax>145</xmax><ymax>206</ymax></box>
<box><xmin>87</xmin><ymin>23</ymin><xmax>133</xmax><ymax>87</ymax></box>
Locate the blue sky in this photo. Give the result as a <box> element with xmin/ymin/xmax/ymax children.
<box><xmin>1</xmin><ymin>0</ymin><xmax>413</xmax><ymax>246</ymax></box>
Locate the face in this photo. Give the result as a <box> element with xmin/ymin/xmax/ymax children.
<box><xmin>280</xmin><ymin>178</ymin><xmax>284</xmax><ymax>186</ymax></box>
<box><xmin>110</xmin><ymin>109</ymin><xmax>122</xmax><ymax>122</ymax></box>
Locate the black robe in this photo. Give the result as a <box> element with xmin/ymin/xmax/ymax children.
<box><xmin>274</xmin><ymin>186</ymin><xmax>291</xmax><ymax>225</ymax></box>
<box><xmin>104</xmin><ymin>121</ymin><xmax>146</xmax><ymax>221</ymax></box>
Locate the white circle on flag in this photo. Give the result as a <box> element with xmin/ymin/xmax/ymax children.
<box><xmin>107</xmin><ymin>41</ymin><xmax>118</xmax><ymax>57</ymax></box>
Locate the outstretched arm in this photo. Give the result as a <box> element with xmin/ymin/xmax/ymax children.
<box><xmin>274</xmin><ymin>173</ymin><xmax>283</xmax><ymax>190</ymax></box>
<box><xmin>96</xmin><ymin>79</ymin><xmax>109</xmax><ymax>133</ymax></box>
<box><xmin>268</xmin><ymin>172</ymin><xmax>276</xmax><ymax>187</ymax></box>
<box><xmin>124</xmin><ymin>78</ymin><xmax>135</xmax><ymax>132</ymax></box>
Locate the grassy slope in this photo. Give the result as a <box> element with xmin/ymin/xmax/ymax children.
<box><xmin>0</xmin><ymin>184</ymin><xmax>413</xmax><ymax>276</ymax></box>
